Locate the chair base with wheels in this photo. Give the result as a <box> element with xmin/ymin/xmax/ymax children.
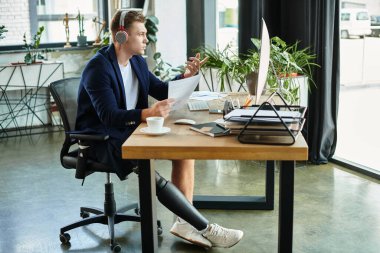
<box><xmin>59</xmin><ymin>174</ymin><xmax>151</xmax><ymax>252</ymax></box>
<box><xmin>58</xmin><ymin>174</ymin><xmax>163</xmax><ymax>252</ymax></box>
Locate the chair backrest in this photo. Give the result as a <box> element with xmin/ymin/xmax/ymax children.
<box><xmin>50</xmin><ymin>77</ymin><xmax>111</xmax><ymax>177</ymax></box>
<box><xmin>49</xmin><ymin>77</ymin><xmax>80</xmax><ymax>132</ymax></box>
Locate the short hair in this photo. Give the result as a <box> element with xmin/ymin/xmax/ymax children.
<box><xmin>110</xmin><ymin>10</ymin><xmax>145</xmax><ymax>42</ymax></box>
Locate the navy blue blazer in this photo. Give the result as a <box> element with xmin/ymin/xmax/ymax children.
<box><xmin>75</xmin><ymin>44</ymin><xmax>169</xmax><ymax>149</ymax></box>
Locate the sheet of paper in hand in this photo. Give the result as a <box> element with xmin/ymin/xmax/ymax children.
<box><xmin>168</xmin><ymin>74</ymin><xmax>201</xmax><ymax>110</ymax></box>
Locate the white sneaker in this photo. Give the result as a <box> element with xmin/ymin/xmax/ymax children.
<box><xmin>202</xmin><ymin>223</ymin><xmax>244</xmax><ymax>248</ymax></box>
<box><xmin>170</xmin><ymin>220</ymin><xmax>212</xmax><ymax>249</ymax></box>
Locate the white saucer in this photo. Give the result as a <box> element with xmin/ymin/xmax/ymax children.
<box><xmin>140</xmin><ymin>127</ymin><xmax>171</xmax><ymax>136</ymax></box>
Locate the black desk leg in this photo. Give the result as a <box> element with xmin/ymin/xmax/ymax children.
<box><xmin>193</xmin><ymin>160</ymin><xmax>275</xmax><ymax>210</ymax></box>
<box><xmin>266</xmin><ymin>160</ymin><xmax>275</xmax><ymax>210</ymax></box>
<box><xmin>278</xmin><ymin>161</ymin><xmax>294</xmax><ymax>253</ymax></box>
<box><xmin>138</xmin><ymin>159</ymin><xmax>158</xmax><ymax>253</ymax></box>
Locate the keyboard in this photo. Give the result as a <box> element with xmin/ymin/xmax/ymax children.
<box><xmin>187</xmin><ymin>100</ymin><xmax>210</xmax><ymax>111</ymax></box>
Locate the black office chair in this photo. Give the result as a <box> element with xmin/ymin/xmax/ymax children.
<box><xmin>49</xmin><ymin>77</ymin><xmax>162</xmax><ymax>252</ymax></box>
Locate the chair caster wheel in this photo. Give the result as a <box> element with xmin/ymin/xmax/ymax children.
<box><xmin>157</xmin><ymin>226</ymin><xmax>163</xmax><ymax>235</ymax></box>
<box><xmin>60</xmin><ymin>233</ymin><xmax>71</xmax><ymax>244</ymax></box>
<box><xmin>80</xmin><ymin>211</ymin><xmax>90</xmax><ymax>218</ymax></box>
<box><xmin>111</xmin><ymin>243</ymin><xmax>121</xmax><ymax>252</ymax></box>
<box><xmin>157</xmin><ymin>220</ymin><xmax>163</xmax><ymax>235</ymax></box>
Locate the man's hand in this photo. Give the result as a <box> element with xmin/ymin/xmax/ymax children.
<box><xmin>183</xmin><ymin>53</ymin><xmax>209</xmax><ymax>78</ymax></box>
<box><xmin>141</xmin><ymin>98</ymin><xmax>175</xmax><ymax>121</ymax></box>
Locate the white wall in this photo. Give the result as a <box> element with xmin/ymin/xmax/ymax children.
<box><xmin>155</xmin><ymin>0</ymin><xmax>187</xmax><ymax>67</ymax></box>
<box><xmin>0</xmin><ymin>0</ymin><xmax>31</xmax><ymax>45</ymax></box>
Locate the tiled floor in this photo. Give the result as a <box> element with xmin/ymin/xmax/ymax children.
<box><xmin>0</xmin><ymin>132</ymin><xmax>379</xmax><ymax>253</ymax></box>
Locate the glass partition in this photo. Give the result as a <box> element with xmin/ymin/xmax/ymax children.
<box><xmin>335</xmin><ymin>0</ymin><xmax>380</xmax><ymax>174</ymax></box>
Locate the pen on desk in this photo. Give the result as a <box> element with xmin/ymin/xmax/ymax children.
<box><xmin>243</xmin><ymin>95</ymin><xmax>252</xmax><ymax>107</ymax></box>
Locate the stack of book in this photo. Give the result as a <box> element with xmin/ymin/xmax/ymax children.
<box><xmin>222</xmin><ymin>104</ymin><xmax>307</xmax><ymax>145</ymax></box>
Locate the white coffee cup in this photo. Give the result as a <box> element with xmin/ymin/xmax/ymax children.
<box><xmin>146</xmin><ymin>116</ymin><xmax>164</xmax><ymax>133</ymax></box>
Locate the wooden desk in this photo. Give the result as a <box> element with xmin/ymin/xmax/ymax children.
<box><xmin>122</xmin><ymin>110</ymin><xmax>308</xmax><ymax>253</ymax></box>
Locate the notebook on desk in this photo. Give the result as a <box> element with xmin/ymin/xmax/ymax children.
<box><xmin>223</xmin><ymin>108</ymin><xmax>303</xmax><ymax>123</ymax></box>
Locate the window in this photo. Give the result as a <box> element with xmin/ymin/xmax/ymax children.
<box><xmin>217</xmin><ymin>0</ymin><xmax>238</xmax><ymax>53</ymax></box>
<box><xmin>341</xmin><ymin>13</ymin><xmax>350</xmax><ymax>21</ymax></box>
<box><xmin>0</xmin><ymin>0</ymin><xmax>106</xmax><ymax>47</ymax></box>
<box><xmin>336</xmin><ymin>1</ymin><xmax>380</xmax><ymax>176</ymax></box>
<box><xmin>357</xmin><ymin>12</ymin><xmax>369</xmax><ymax>20</ymax></box>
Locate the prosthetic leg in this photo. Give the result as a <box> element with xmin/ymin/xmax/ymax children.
<box><xmin>155</xmin><ymin>172</ymin><xmax>209</xmax><ymax>230</ymax></box>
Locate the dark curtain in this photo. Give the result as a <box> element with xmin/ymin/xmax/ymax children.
<box><xmin>186</xmin><ymin>0</ymin><xmax>205</xmax><ymax>58</ymax></box>
<box><xmin>239</xmin><ymin>0</ymin><xmax>340</xmax><ymax>164</ymax></box>
<box><xmin>238</xmin><ymin>0</ymin><xmax>262</xmax><ymax>55</ymax></box>
<box><xmin>306</xmin><ymin>0</ymin><xmax>340</xmax><ymax>164</ymax></box>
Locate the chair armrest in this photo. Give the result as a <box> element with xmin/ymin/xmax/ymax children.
<box><xmin>69</xmin><ymin>133</ymin><xmax>109</xmax><ymax>142</ymax></box>
<box><xmin>67</xmin><ymin>133</ymin><xmax>109</xmax><ymax>180</ymax></box>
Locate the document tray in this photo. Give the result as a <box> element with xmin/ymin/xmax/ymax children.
<box><xmin>233</xmin><ymin>102</ymin><xmax>307</xmax><ymax>145</ymax></box>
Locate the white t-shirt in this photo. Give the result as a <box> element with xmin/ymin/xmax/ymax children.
<box><xmin>119</xmin><ymin>63</ymin><xmax>139</xmax><ymax>110</ymax></box>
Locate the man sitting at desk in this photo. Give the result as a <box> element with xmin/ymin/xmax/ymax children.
<box><xmin>75</xmin><ymin>10</ymin><xmax>243</xmax><ymax>249</ymax></box>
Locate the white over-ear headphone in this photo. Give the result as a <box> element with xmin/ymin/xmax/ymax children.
<box><xmin>115</xmin><ymin>10</ymin><xmax>129</xmax><ymax>44</ymax></box>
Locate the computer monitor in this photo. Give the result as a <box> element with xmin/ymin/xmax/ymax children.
<box><xmin>246</xmin><ymin>18</ymin><xmax>270</xmax><ymax>105</ymax></box>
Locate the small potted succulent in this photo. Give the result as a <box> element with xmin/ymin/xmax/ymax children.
<box><xmin>77</xmin><ymin>11</ymin><xmax>87</xmax><ymax>47</ymax></box>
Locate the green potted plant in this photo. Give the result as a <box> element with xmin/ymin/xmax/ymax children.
<box><xmin>196</xmin><ymin>43</ymin><xmax>262</xmax><ymax>93</ymax></box>
<box><xmin>250</xmin><ymin>36</ymin><xmax>318</xmax><ymax>105</ymax></box>
<box><xmin>22</xmin><ymin>26</ymin><xmax>45</xmax><ymax>64</ymax></box>
<box><xmin>232</xmin><ymin>51</ymin><xmax>260</xmax><ymax>93</ymax></box>
<box><xmin>196</xmin><ymin>44</ymin><xmax>239</xmax><ymax>92</ymax></box>
<box><xmin>196</xmin><ymin>36</ymin><xmax>317</xmax><ymax>104</ymax></box>
<box><xmin>77</xmin><ymin>11</ymin><xmax>87</xmax><ymax>47</ymax></box>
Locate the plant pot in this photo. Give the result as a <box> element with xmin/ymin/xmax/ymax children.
<box><xmin>289</xmin><ymin>75</ymin><xmax>308</xmax><ymax>106</ymax></box>
<box><xmin>77</xmin><ymin>36</ymin><xmax>87</xmax><ymax>47</ymax></box>
<box><xmin>246</xmin><ymin>71</ymin><xmax>266</xmax><ymax>96</ymax></box>
<box><xmin>272</xmin><ymin>76</ymin><xmax>309</xmax><ymax>106</ymax></box>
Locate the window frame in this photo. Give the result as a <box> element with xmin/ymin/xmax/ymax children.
<box><xmin>0</xmin><ymin>0</ymin><xmax>108</xmax><ymax>51</ymax></box>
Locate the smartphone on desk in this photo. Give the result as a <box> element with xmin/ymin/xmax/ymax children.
<box><xmin>209</xmin><ymin>109</ymin><xmax>224</xmax><ymax>114</ymax></box>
